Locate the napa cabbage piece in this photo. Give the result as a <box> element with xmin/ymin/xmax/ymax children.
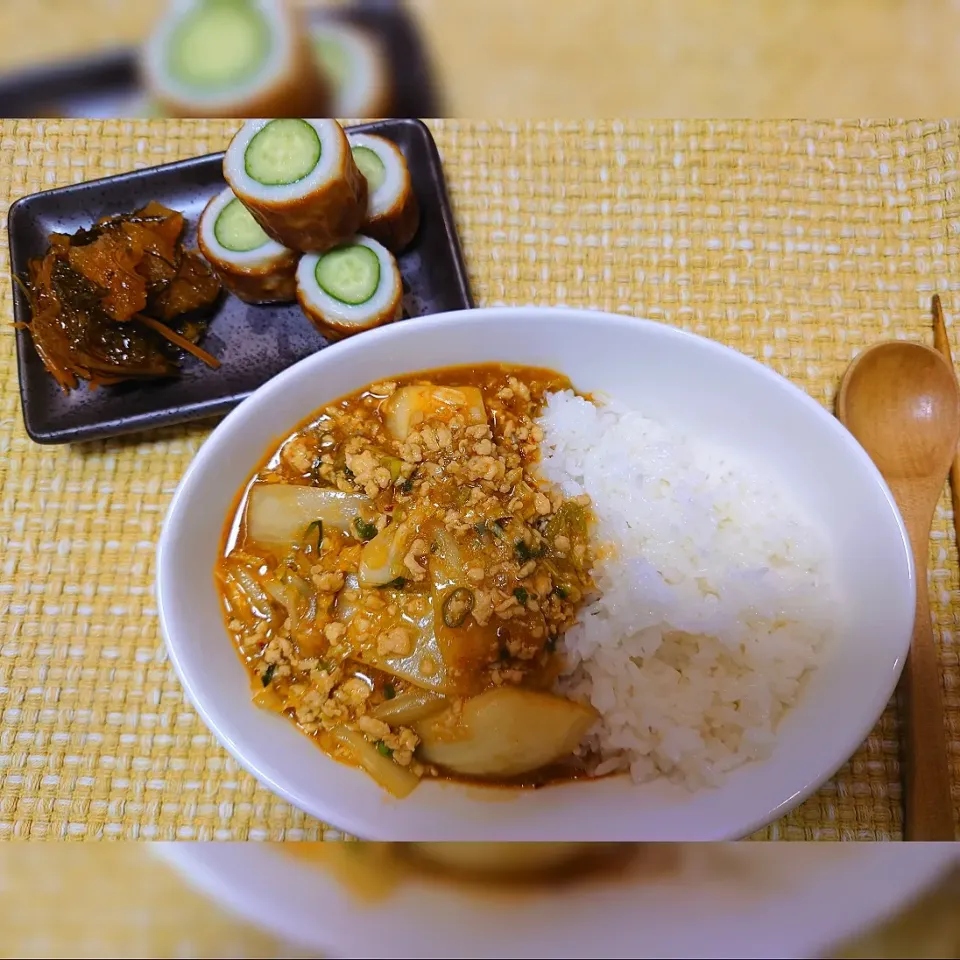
<box><xmin>221</xmin><ymin>557</ymin><xmax>274</xmax><ymax>620</ymax></box>
<box><xmin>358</xmin><ymin>519</ymin><xmax>413</xmax><ymax>587</ymax></box>
<box><xmin>415</xmin><ymin>687</ymin><xmax>598</xmax><ymax>778</ymax></box>
<box><xmin>335</xmin><ymin>575</ymin><xmax>456</xmax><ymax>694</ymax></box>
<box><xmin>429</xmin><ymin>527</ymin><xmax>498</xmax><ymax>685</ymax></box>
<box><xmin>252</xmin><ymin>682</ymin><xmax>286</xmax><ymax>712</ymax></box>
<box><xmin>330</xmin><ymin>726</ymin><xmax>419</xmax><ymax>798</ymax></box>
<box><xmin>371</xmin><ymin>689</ymin><xmax>446</xmax><ymax>725</ymax></box>
<box><xmin>381</xmin><ymin>385</ymin><xmax>487</xmax><ymax>441</ymax></box>
<box><xmin>245</xmin><ymin>484</ymin><xmax>370</xmax><ymax>548</ymax></box>
<box><xmin>262</xmin><ymin>576</ymin><xmax>305</xmax><ymax>631</ymax></box>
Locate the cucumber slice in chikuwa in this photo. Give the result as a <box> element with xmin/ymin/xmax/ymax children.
<box><xmin>244</xmin><ymin>118</ymin><xmax>322</xmax><ymax>186</ymax></box>
<box><xmin>314</xmin><ymin>34</ymin><xmax>350</xmax><ymax>89</ymax></box>
<box><xmin>167</xmin><ymin>0</ymin><xmax>270</xmax><ymax>89</ymax></box>
<box><xmin>315</xmin><ymin>245</ymin><xmax>381</xmax><ymax>305</ymax></box>
<box><xmin>213</xmin><ymin>197</ymin><xmax>270</xmax><ymax>252</ymax></box>
<box><xmin>352</xmin><ymin>146</ymin><xmax>386</xmax><ymax>192</ymax></box>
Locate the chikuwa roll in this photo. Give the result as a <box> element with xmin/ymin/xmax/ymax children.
<box><xmin>348</xmin><ymin>133</ymin><xmax>420</xmax><ymax>253</ymax></box>
<box><xmin>223</xmin><ymin>118</ymin><xmax>368</xmax><ymax>254</ymax></box>
<box><xmin>141</xmin><ymin>0</ymin><xmax>329</xmax><ymax>119</ymax></box>
<box><xmin>296</xmin><ymin>236</ymin><xmax>402</xmax><ymax>341</ymax></box>
<box><xmin>311</xmin><ymin>20</ymin><xmax>394</xmax><ymax>119</ymax></box>
<box><xmin>197</xmin><ymin>186</ymin><xmax>298</xmax><ymax>304</ymax></box>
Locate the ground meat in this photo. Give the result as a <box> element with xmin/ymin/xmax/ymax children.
<box><xmin>377</xmin><ymin>626</ymin><xmax>412</xmax><ymax>657</ymax></box>
<box><xmin>357</xmin><ymin>715</ymin><xmax>391</xmax><ymax>739</ymax></box>
<box><xmin>282</xmin><ymin>435</ymin><xmax>315</xmax><ymax>474</ymax></box>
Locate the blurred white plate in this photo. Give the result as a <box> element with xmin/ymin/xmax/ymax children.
<box><xmin>154</xmin><ymin>842</ymin><xmax>958</xmax><ymax>959</ymax></box>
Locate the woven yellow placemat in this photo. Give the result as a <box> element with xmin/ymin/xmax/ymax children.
<box><xmin>0</xmin><ymin>118</ymin><xmax>958</xmax><ymax>840</ymax></box>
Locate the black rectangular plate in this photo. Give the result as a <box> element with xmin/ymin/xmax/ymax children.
<box><xmin>8</xmin><ymin>118</ymin><xmax>473</xmax><ymax>444</ymax></box>
<box><xmin>0</xmin><ymin>1</ymin><xmax>443</xmax><ymax>119</ymax></box>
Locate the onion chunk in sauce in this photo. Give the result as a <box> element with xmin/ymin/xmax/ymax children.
<box><xmin>216</xmin><ymin>365</ymin><xmax>600</xmax><ymax>797</ymax></box>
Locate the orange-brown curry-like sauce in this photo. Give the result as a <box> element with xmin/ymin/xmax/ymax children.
<box><xmin>216</xmin><ymin>364</ymin><xmax>601</xmax><ymax>795</ymax></box>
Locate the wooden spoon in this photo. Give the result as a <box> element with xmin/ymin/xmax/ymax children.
<box><xmin>837</xmin><ymin>341</ymin><xmax>958</xmax><ymax>840</ymax></box>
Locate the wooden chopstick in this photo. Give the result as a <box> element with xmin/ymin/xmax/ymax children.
<box><xmin>932</xmin><ymin>294</ymin><xmax>960</xmax><ymax>541</ymax></box>
<box><xmin>918</xmin><ymin>293</ymin><xmax>960</xmax><ymax>841</ymax></box>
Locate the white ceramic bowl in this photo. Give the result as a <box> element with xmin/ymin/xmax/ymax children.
<box><xmin>154</xmin><ymin>842</ymin><xmax>960</xmax><ymax>959</ymax></box>
<box><xmin>156</xmin><ymin>307</ymin><xmax>914</xmax><ymax>840</ymax></box>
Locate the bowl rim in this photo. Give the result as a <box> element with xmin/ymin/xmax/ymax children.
<box><xmin>156</xmin><ymin>306</ymin><xmax>915</xmax><ymax>840</ymax></box>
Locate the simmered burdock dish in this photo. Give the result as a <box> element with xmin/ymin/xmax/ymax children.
<box><xmin>217</xmin><ymin>366</ymin><xmax>600</xmax><ymax>797</ymax></box>
<box><xmin>17</xmin><ymin>201</ymin><xmax>222</xmax><ymax>391</ymax></box>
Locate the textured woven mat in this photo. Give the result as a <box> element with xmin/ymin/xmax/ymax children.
<box><xmin>0</xmin><ymin>119</ymin><xmax>959</xmax><ymax>840</ymax></box>
<box><xmin>0</xmin><ymin>845</ymin><xmax>315</xmax><ymax>959</ymax></box>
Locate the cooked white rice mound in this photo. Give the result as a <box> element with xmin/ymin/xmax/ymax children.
<box><xmin>536</xmin><ymin>391</ymin><xmax>841</xmax><ymax>790</ymax></box>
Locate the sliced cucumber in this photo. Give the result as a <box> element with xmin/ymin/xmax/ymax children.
<box><xmin>314</xmin><ymin>35</ymin><xmax>350</xmax><ymax>88</ymax></box>
<box><xmin>315</xmin><ymin>245</ymin><xmax>381</xmax><ymax>305</ymax></box>
<box><xmin>352</xmin><ymin>146</ymin><xmax>386</xmax><ymax>192</ymax></box>
<box><xmin>214</xmin><ymin>198</ymin><xmax>270</xmax><ymax>252</ymax></box>
<box><xmin>245</xmin><ymin>119</ymin><xmax>322</xmax><ymax>186</ymax></box>
<box><xmin>167</xmin><ymin>0</ymin><xmax>270</xmax><ymax>90</ymax></box>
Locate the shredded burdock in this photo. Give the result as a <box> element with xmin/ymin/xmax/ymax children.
<box><xmin>16</xmin><ymin>201</ymin><xmax>221</xmax><ymax>391</ymax></box>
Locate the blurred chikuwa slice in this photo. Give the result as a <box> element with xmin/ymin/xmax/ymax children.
<box><xmin>141</xmin><ymin>0</ymin><xmax>330</xmax><ymax>119</ymax></box>
<box><xmin>312</xmin><ymin>19</ymin><xmax>394</xmax><ymax>118</ymax></box>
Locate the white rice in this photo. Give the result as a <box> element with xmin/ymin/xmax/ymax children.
<box><xmin>536</xmin><ymin>391</ymin><xmax>841</xmax><ymax>790</ymax></box>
